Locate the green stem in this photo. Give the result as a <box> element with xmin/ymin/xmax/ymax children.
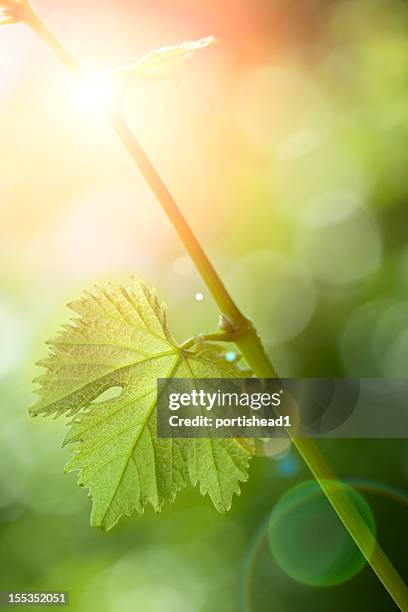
<box><xmin>109</xmin><ymin>112</ymin><xmax>252</xmax><ymax>332</ymax></box>
<box><xmin>22</xmin><ymin>7</ymin><xmax>408</xmax><ymax>610</ymax></box>
<box><xmin>180</xmin><ymin>332</ymin><xmax>237</xmax><ymax>349</ymax></box>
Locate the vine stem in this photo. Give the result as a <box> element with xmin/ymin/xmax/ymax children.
<box><xmin>21</xmin><ymin>6</ymin><xmax>408</xmax><ymax>609</ymax></box>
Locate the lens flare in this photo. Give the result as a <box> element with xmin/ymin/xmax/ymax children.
<box><xmin>72</xmin><ymin>72</ymin><xmax>117</xmax><ymax>113</ymax></box>
<box><xmin>268</xmin><ymin>480</ymin><xmax>376</xmax><ymax>587</ymax></box>
<box><xmin>241</xmin><ymin>479</ymin><xmax>405</xmax><ymax>610</ymax></box>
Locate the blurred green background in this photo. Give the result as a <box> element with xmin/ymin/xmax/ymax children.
<box><xmin>1</xmin><ymin>0</ymin><xmax>408</xmax><ymax>609</ymax></box>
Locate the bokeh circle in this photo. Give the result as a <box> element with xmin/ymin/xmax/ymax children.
<box><xmin>227</xmin><ymin>250</ymin><xmax>316</xmax><ymax>346</ymax></box>
<box><xmin>267</xmin><ymin>480</ymin><xmax>376</xmax><ymax>587</ymax></box>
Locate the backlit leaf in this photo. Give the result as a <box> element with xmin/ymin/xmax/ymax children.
<box><xmin>31</xmin><ymin>280</ymin><xmax>251</xmax><ymax>530</ymax></box>
<box><xmin>108</xmin><ymin>35</ymin><xmax>216</xmax><ymax>83</ymax></box>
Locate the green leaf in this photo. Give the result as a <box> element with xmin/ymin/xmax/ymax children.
<box><xmin>31</xmin><ymin>280</ymin><xmax>251</xmax><ymax>530</ymax></box>
<box><xmin>131</xmin><ymin>36</ymin><xmax>216</xmax><ymax>78</ymax></box>
<box><xmin>107</xmin><ymin>36</ymin><xmax>216</xmax><ymax>83</ymax></box>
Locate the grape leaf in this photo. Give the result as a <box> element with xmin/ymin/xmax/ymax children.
<box><xmin>106</xmin><ymin>36</ymin><xmax>216</xmax><ymax>83</ymax></box>
<box><xmin>131</xmin><ymin>36</ymin><xmax>216</xmax><ymax>78</ymax></box>
<box><xmin>30</xmin><ymin>280</ymin><xmax>251</xmax><ymax>530</ymax></box>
